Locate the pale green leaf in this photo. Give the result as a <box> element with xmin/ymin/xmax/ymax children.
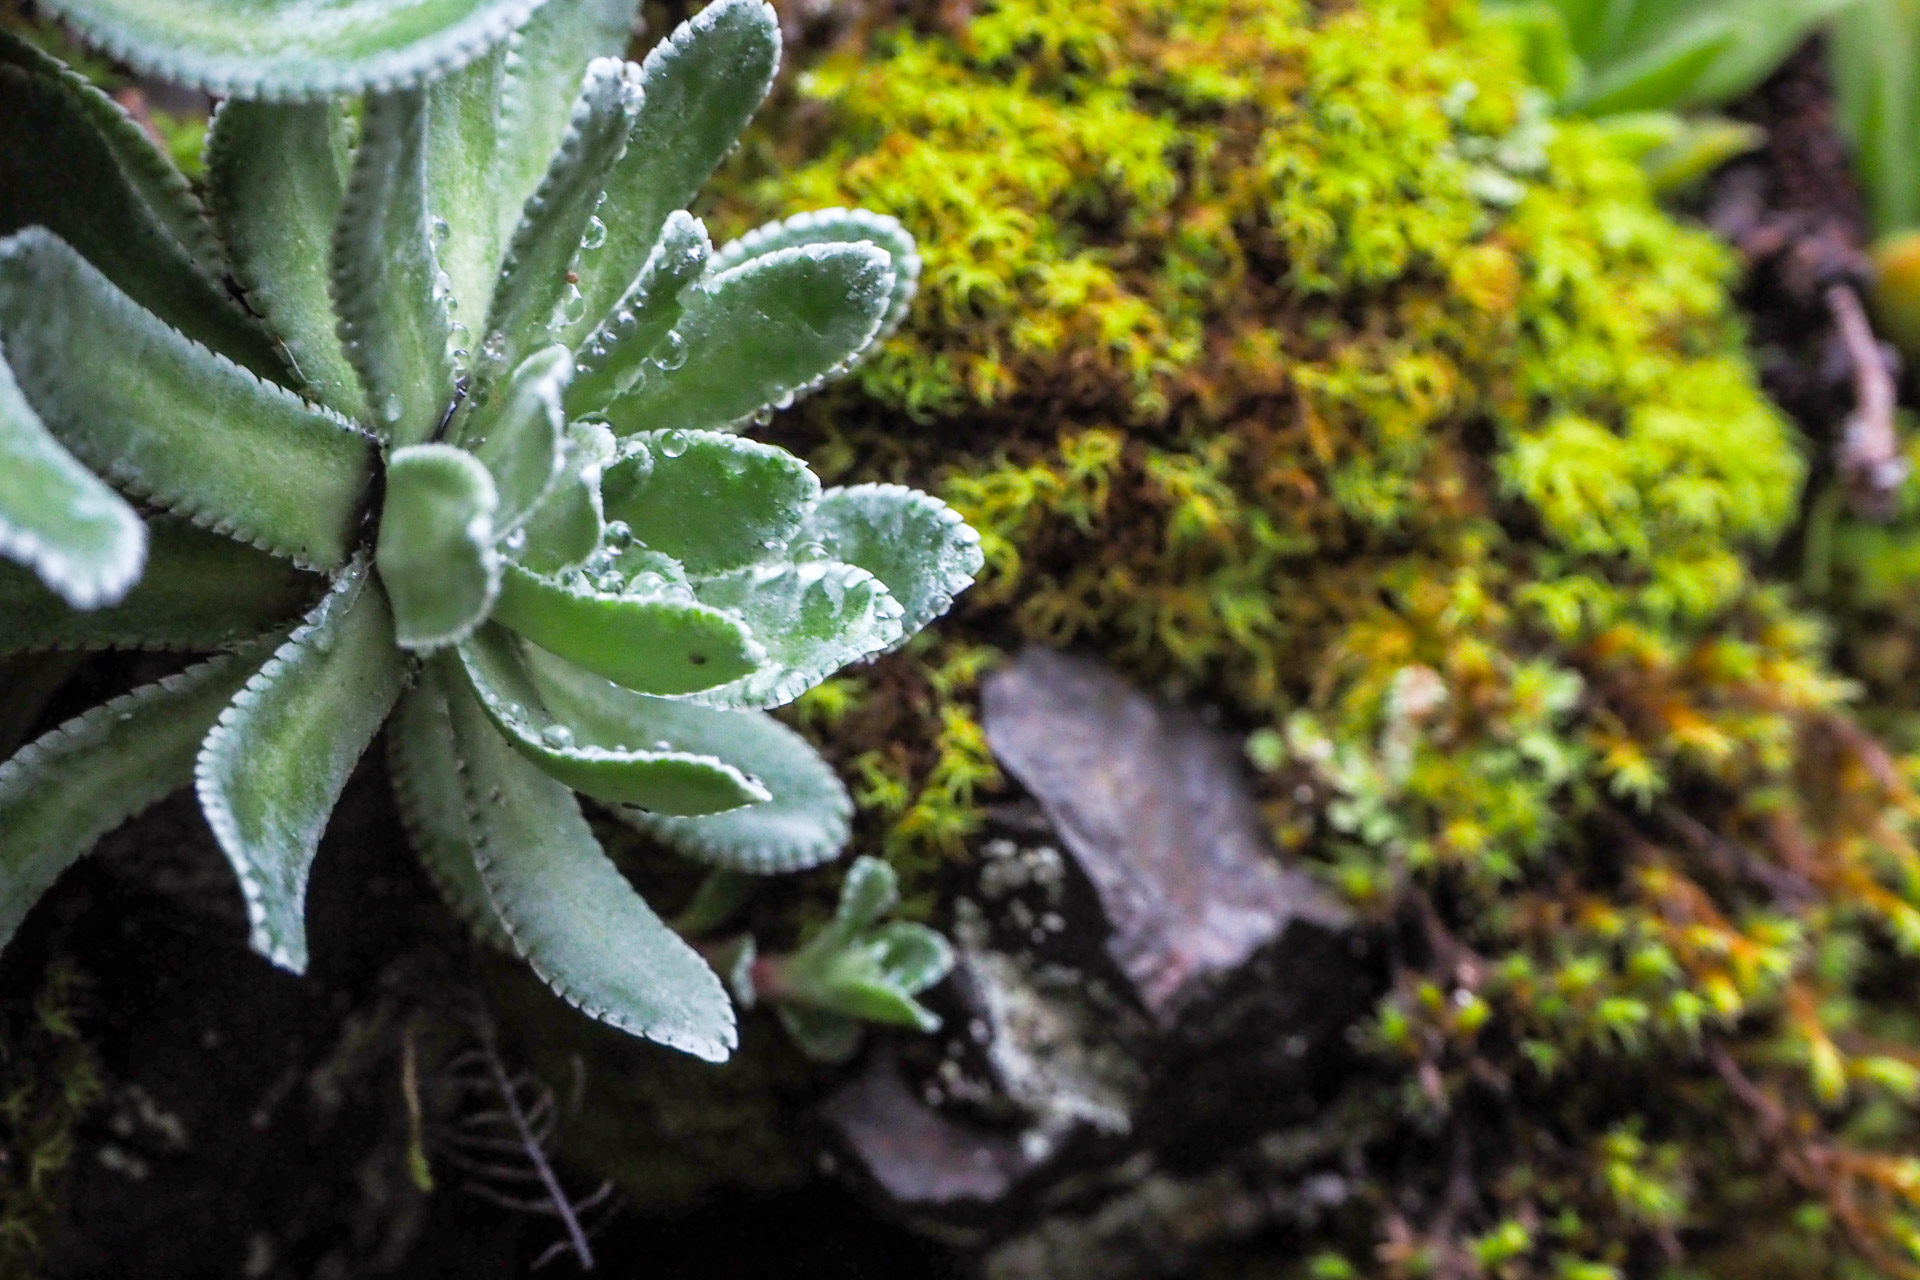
<box><xmin>196</xmin><ymin>557</ymin><xmax>406</xmax><ymax>973</ymax></box>
<box><xmin>797</xmin><ymin>483</ymin><xmax>983</xmax><ymax>638</ymax></box>
<box><xmin>453</xmin><ymin>625</ymin><xmax>765</xmax><ymax>813</ymax></box>
<box><xmin>34</xmin><ymin>0</ymin><xmax>554</xmax><ymax>99</ymax></box>
<box><xmin>333</xmin><ymin>89</ymin><xmax>454</xmax><ymax>446</ymax></box>
<box><xmin>0</xmin><ymin>45</ymin><xmax>282</xmax><ymax>376</ymax></box>
<box><xmin>493</xmin><ymin>561</ymin><xmax>761</xmax><ymax>695</ymax></box>
<box><xmin>443</xmin><ymin>673</ymin><xmax>737</xmax><ymax>1059</ymax></box>
<box><xmin>0</xmin><ymin>351</ymin><xmax>145</xmax><ymax>610</ymax></box>
<box><xmin>513</xmin><ymin>417</ymin><xmax>610</xmax><ymax>574</ymax></box>
<box><xmin>206</xmin><ymin>100</ymin><xmax>365</xmax><ymax>417</ymax></box>
<box><xmin>710</xmin><ymin>207</ymin><xmax>920</xmax><ymax>347</ymax></box>
<box><xmin>378</xmin><ymin>444</ymin><xmax>502</xmax><ymax>651</ymax></box>
<box><xmin>564</xmin><ymin>210</ymin><xmax>710</xmax><ymax>418</ymax></box>
<box><xmin>389</xmin><ymin>669</ymin><xmax>511</xmax><ymax>949</ymax></box>
<box><xmin>529</xmin><ymin>655</ymin><xmax>851</xmax><ymax>872</ymax></box>
<box><xmin>425</xmin><ymin>0</ymin><xmax>641</xmax><ymax>328</ymax></box>
<box><xmin>482</xmin><ymin>56</ymin><xmax>637</xmax><ymax>369</ymax></box>
<box><xmin>601</xmin><ymin>429</ymin><xmax>818</xmax><ymax>576</ymax></box>
<box><xmin>604</xmin><ymin>243</ymin><xmax>894</xmax><ymax>436</ymax></box>
<box><xmin>460</xmin><ymin>345</ymin><xmax>569</xmax><ymax>535</ymax></box>
<box><xmin>1833</xmin><ymin>0</ymin><xmax>1920</xmax><ymax>234</ymax></box>
<box><xmin>564</xmin><ymin>0</ymin><xmax>779</xmax><ymax>346</ymax></box>
<box><xmin>0</xmin><ymin>228</ymin><xmax>378</xmax><ymax>571</ymax></box>
<box><xmin>0</xmin><ymin>518</ymin><xmax>316</xmax><ymax>656</ymax></box>
<box><xmin>689</xmin><ymin>559</ymin><xmax>902</xmax><ymax>709</ymax></box>
<box><xmin>0</xmin><ymin>645</ymin><xmax>264</xmax><ymax>955</ymax></box>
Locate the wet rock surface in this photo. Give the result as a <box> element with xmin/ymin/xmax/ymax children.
<box><xmin>821</xmin><ymin>651</ymin><xmax>1382</xmax><ymax>1273</ymax></box>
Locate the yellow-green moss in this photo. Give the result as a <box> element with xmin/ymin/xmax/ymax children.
<box><xmin>0</xmin><ymin>961</ymin><xmax>103</xmax><ymax>1273</ymax></box>
<box><xmin>715</xmin><ymin>0</ymin><xmax>1920</xmax><ymax>1272</ymax></box>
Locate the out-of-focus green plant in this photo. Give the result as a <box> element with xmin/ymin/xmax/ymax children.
<box><xmin>1489</xmin><ymin>0</ymin><xmax>1852</xmax><ymax>190</ymax></box>
<box><xmin>1831</xmin><ymin>1</ymin><xmax>1920</xmax><ymax>357</ymax></box>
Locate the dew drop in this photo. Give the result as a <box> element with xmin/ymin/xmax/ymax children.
<box><xmin>541</xmin><ymin>724</ymin><xmax>575</xmax><ymax>749</ymax></box>
<box><xmin>431</xmin><ymin>269</ymin><xmax>452</xmax><ymax>301</ymax></box>
<box><xmin>627</xmin><ymin>571</ymin><xmax>666</xmax><ymax>595</ymax></box>
<box><xmin>750</xmin><ymin>405</ymin><xmax>775</xmax><ymax>428</ymax></box>
<box><xmin>380</xmin><ymin>393</ymin><xmax>403</xmax><ymax>425</ymax></box>
<box><xmin>553</xmin><ymin>283</ymin><xmax>587</xmax><ymax>328</ymax></box>
<box><xmin>580</xmin><ymin>216</ymin><xmax>608</xmax><ymax>251</ymax></box>
<box><xmin>655</xmin><ymin>330</ymin><xmax>688</xmax><ymax>371</ymax></box>
<box><xmin>652</xmin><ymin>739</ymin><xmax>673</xmax><ymax>752</ymax></box>
<box><xmin>658</xmin><ymin>429</ymin><xmax>689</xmax><ymax>458</ymax></box>
<box><xmin>480</xmin><ymin>330</ymin><xmax>507</xmax><ymax>362</ymax></box>
<box><xmin>793</xmin><ymin>540</ymin><xmax>830</xmax><ymax>563</ymax></box>
<box><xmin>431</xmin><ymin>216</ymin><xmax>451</xmax><ymax>245</ymax></box>
<box><xmin>503</xmin><ymin>528</ymin><xmax>527</xmax><ymax>554</ymax></box>
<box><xmin>606</xmin><ymin>520</ymin><xmax>634</xmax><ymax>547</ymax></box>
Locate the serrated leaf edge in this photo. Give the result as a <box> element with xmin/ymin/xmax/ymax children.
<box><xmin>708</xmin><ymin>207</ymin><xmax>920</xmax><ymax>346</ymax></box>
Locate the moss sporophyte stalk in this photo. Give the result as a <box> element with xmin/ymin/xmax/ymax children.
<box><xmin>0</xmin><ymin>0</ymin><xmax>979</xmax><ymax>1061</ymax></box>
<box><xmin>706</xmin><ymin>0</ymin><xmax>1920</xmax><ymax>1271</ymax></box>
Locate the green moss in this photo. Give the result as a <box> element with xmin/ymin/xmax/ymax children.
<box><xmin>713</xmin><ymin>0</ymin><xmax>1920</xmax><ymax>1272</ymax></box>
<box><xmin>0</xmin><ymin>960</ymin><xmax>103</xmax><ymax>1273</ymax></box>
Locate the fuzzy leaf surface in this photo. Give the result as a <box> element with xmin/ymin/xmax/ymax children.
<box><xmin>531</xmin><ymin>654</ymin><xmax>851</xmax><ymax>872</ymax></box>
<box><xmin>689</xmin><ymin>560</ymin><xmax>902</xmax><ymax>709</ymax></box>
<box><xmin>333</xmin><ymin>90</ymin><xmax>454</xmax><ymax>446</ymax></box>
<box><xmin>445</xmin><ymin>675</ymin><xmax>737</xmax><ymax>1059</ymax></box>
<box><xmin>565</xmin><ymin>0</ymin><xmax>779</xmax><ymax>345</ymax></box>
<box><xmin>196</xmin><ymin>558</ymin><xmax>405</xmax><ymax>973</ymax></box>
<box><xmin>564</xmin><ymin>210</ymin><xmax>710</xmax><ymax>417</ymax></box>
<box><xmin>484</xmin><ymin>57</ymin><xmax>636</xmax><ymax>368</ymax></box>
<box><xmin>0</xmin><ymin>519</ymin><xmax>315</xmax><ymax>656</ymax></box>
<box><xmin>379</xmin><ymin>445</ymin><xmax>502</xmax><ymax>650</ymax></box>
<box><xmin>389</xmin><ymin>671</ymin><xmax>511</xmax><ymax>949</ymax></box>
<box><xmin>494</xmin><ymin>561</ymin><xmax>759</xmax><ymax>694</ymax></box>
<box><xmin>426</xmin><ymin>0</ymin><xmax>638</xmax><ymax>324</ymax></box>
<box><xmin>34</xmin><ymin>0</ymin><xmax>554</xmax><ymax>99</ymax></box>
<box><xmin>605</xmin><ymin>244</ymin><xmax>893</xmax><ymax>436</ymax></box>
<box><xmin>602</xmin><ymin>429</ymin><xmax>818</xmax><ymax>576</ymax></box>
<box><xmin>0</xmin><ymin>50</ymin><xmax>280</xmax><ymax>375</ymax></box>
<box><xmin>0</xmin><ymin>352</ymin><xmax>145</xmax><ymax>610</ymax></box>
<box><xmin>0</xmin><ymin>647</ymin><xmax>263</xmax><ymax>954</ymax></box>
<box><xmin>206</xmin><ymin>100</ymin><xmax>364</xmax><ymax>417</ymax></box>
<box><xmin>0</xmin><ymin>229</ymin><xmax>377</xmax><ymax>571</ymax></box>
<box><xmin>454</xmin><ymin>626</ymin><xmax>765</xmax><ymax>813</ymax></box>
<box><xmin>797</xmin><ymin>484</ymin><xmax>983</xmax><ymax>638</ymax></box>
<box><xmin>462</xmin><ymin>346</ymin><xmax>569</xmax><ymax>535</ymax></box>
<box><xmin>710</xmin><ymin>207</ymin><xmax>920</xmax><ymax>348</ymax></box>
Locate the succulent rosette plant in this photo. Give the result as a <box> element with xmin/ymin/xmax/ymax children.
<box><xmin>0</xmin><ymin>0</ymin><xmax>980</xmax><ymax>1061</ymax></box>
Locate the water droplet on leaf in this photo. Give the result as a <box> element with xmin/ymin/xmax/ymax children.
<box><xmin>580</xmin><ymin>216</ymin><xmax>608</xmax><ymax>251</ymax></box>
<box><xmin>658</xmin><ymin>430</ymin><xmax>689</xmax><ymax>458</ymax></box>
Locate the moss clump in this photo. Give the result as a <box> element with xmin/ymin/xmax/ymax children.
<box><xmin>0</xmin><ymin>960</ymin><xmax>102</xmax><ymax>1272</ymax></box>
<box><xmin>713</xmin><ymin>0</ymin><xmax>1920</xmax><ymax>1272</ymax></box>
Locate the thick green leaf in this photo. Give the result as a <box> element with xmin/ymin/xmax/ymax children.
<box><xmin>563</xmin><ymin>210</ymin><xmax>710</xmax><ymax>418</ymax></box>
<box><xmin>482</xmin><ymin>57</ymin><xmax>638</xmax><ymax>370</ymax></box>
<box><xmin>35</xmin><ymin>0</ymin><xmax>553</xmax><ymax>99</ymax></box>
<box><xmin>797</xmin><ymin>483</ymin><xmax>983</xmax><ymax>638</ymax></box>
<box><xmin>710</xmin><ymin>207</ymin><xmax>920</xmax><ymax>347</ymax></box>
<box><xmin>564</xmin><ymin>0</ymin><xmax>779</xmax><ymax>347</ymax></box>
<box><xmin>196</xmin><ymin>557</ymin><xmax>406</xmax><ymax>973</ymax></box>
<box><xmin>512</xmin><ymin>417</ymin><xmax>609</xmax><ymax>574</ymax></box>
<box><xmin>389</xmin><ymin>670</ymin><xmax>512</xmax><ymax>949</ymax></box>
<box><xmin>461</xmin><ymin>345</ymin><xmax>569</xmax><ymax>535</ymax></box>
<box><xmin>604</xmin><ymin>244</ymin><xmax>895</xmax><ymax>436</ymax></box>
<box><xmin>453</xmin><ymin>626</ymin><xmax>764</xmax><ymax>813</ymax></box>
<box><xmin>0</xmin><ymin>229</ymin><xmax>378</xmax><ymax>571</ymax></box>
<box><xmin>1574</xmin><ymin>20</ymin><xmax>1737</xmax><ymax>116</ymax></box>
<box><xmin>443</xmin><ymin>673</ymin><xmax>736</xmax><ymax>1059</ymax></box>
<box><xmin>601</xmin><ymin>429</ymin><xmax>818</xmax><ymax>576</ymax></box>
<box><xmin>530</xmin><ymin>654</ymin><xmax>851</xmax><ymax>872</ymax></box>
<box><xmin>379</xmin><ymin>445</ymin><xmax>502</xmax><ymax>651</ymax></box>
<box><xmin>0</xmin><ymin>47</ymin><xmax>281</xmax><ymax>376</ymax></box>
<box><xmin>206</xmin><ymin>100</ymin><xmax>364</xmax><ymax>418</ymax></box>
<box><xmin>0</xmin><ymin>352</ymin><xmax>145</xmax><ymax>610</ymax></box>
<box><xmin>425</xmin><ymin>0</ymin><xmax>641</xmax><ymax>329</ymax></box>
<box><xmin>0</xmin><ymin>646</ymin><xmax>264</xmax><ymax>954</ymax></box>
<box><xmin>690</xmin><ymin>560</ymin><xmax>903</xmax><ymax>709</ymax></box>
<box><xmin>0</xmin><ymin>518</ymin><xmax>316</xmax><ymax>656</ymax></box>
<box><xmin>333</xmin><ymin>90</ymin><xmax>454</xmax><ymax>446</ymax></box>
<box><xmin>493</xmin><ymin>561</ymin><xmax>760</xmax><ymax>695</ymax></box>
